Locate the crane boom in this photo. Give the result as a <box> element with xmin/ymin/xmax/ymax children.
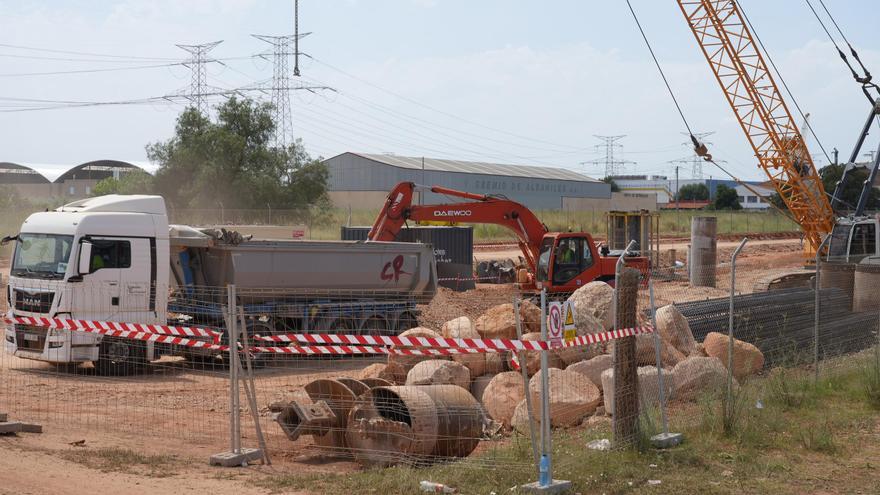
<box><xmin>677</xmin><ymin>0</ymin><xmax>835</xmax><ymax>251</ymax></box>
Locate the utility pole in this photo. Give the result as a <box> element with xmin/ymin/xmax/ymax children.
<box><xmin>176</xmin><ymin>41</ymin><xmax>223</xmax><ymax>116</ymax></box>
<box><xmin>253</xmin><ymin>2</ymin><xmax>311</xmax><ymax>148</ymax></box>
<box><xmin>833</xmin><ymin>147</ymin><xmax>839</xmax><ymax>166</ymax></box>
<box><xmin>587</xmin><ymin>135</ymin><xmax>635</xmax><ymax>178</ymax></box>
<box><xmin>675</xmin><ymin>166</ymin><xmax>680</xmax><ymax>211</ymax></box>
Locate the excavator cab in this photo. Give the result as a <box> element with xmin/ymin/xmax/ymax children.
<box><xmin>534</xmin><ymin>234</ymin><xmax>603</xmax><ymax>289</ymax></box>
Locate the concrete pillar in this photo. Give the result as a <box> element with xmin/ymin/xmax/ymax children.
<box><xmin>690</xmin><ymin>216</ymin><xmax>717</xmax><ymax>287</ymax></box>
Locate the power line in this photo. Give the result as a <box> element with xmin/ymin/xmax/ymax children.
<box><xmin>0</xmin><ymin>41</ymin><xmax>179</xmax><ymax>61</ymax></box>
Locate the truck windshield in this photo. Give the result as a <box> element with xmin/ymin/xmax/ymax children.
<box><xmin>535</xmin><ymin>237</ymin><xmax>553</xmax><ymax>282</ymax></box>
<box><xmin>11</xmin><ymin>233</ymin><xmax>74</xmax><ymax>279</ymax></box>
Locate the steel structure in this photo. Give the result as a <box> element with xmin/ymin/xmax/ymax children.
<box><xmin>176</xmin><ymin>41</ymin><xmax>223</xmax><ymax>116</ymax></box>
<box><xmin>252</xmin><ymin>33</ymin><xmax>309</xmax><ymax>148</ymax></box>
<box><xmin>677</xmin><ymin>0</ymin><xmax>835</xmax><ymax>252</ymax></box>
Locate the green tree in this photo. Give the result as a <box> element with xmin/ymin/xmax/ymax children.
<box><xmin>767</xmin><ymin>192</ymin><xmax>787</xmax><ymax>210</ymax></box>
<box><xmin>146</xmin><ymin>98</ymin><xmax>329</xmax><ymax>211</ymax></box>
<box><xmin>676</xmin><ymin>183</ymin><xmax>709</xmax><ymax>201</ymax></box>
<box><xmin>819</xmin><ymin>163</ymin><xmax>880</xmax><ymax>212</ymax></box>
<box><xmin>92</xmin><ymin>170</ymin><xmax>155</xmax><ymax>196</ymax></box>
<box><xmin>602</xmin><ymin>176</ymin><xmax>620</xmax><ymax>192</ymax></box>
<box><xmin>712</xmin><ymin>184</ymin><xmax>742</xmax><ymax>210</ymax></box>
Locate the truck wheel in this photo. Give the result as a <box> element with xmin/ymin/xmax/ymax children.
<box><xmin>359</xmin><ymin>316</ymin><xmax>388</xmax><ymax>337</ymax></box>
<box><xmin>95</xmin><ymin>337</ymin><xmax>147</xmax><ymax>376</ymax></box>
<box><xmin>327</xmin><ymin>317</ymin><xmax>356</xmax><ymax>334</ymax></box>
<box><xmin>395</xmin><ymin>311</ymin><xmax>419</xmax><ymax>332</ymax></box>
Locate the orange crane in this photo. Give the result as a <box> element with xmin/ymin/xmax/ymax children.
<box><xmin>676</xmin><ymin>0</ymin><xmax>836</xmax><ymax>254</ymax></box>
<box><xmin>368</xmin><ymin>182</ymin><xmax>649</xmax><ymax>292</ymax></box>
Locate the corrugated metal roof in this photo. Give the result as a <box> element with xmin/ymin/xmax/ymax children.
<box><xmin>345</xmin><ymin>152</ymin><xmax>600</xmax><ymax>182</ymax></box>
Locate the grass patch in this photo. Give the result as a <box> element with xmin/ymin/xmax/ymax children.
<box><xmin>860</xmin><ymin>348</ymin><xmax>880</xmax><ymax>410</ymax></box>
<box><xmin>254</xmin><ymin>354</ymin><xmax>880</xmax><ymax>494</ymax></box>
<box><xmin>58</xmin><ymin>447</ymin><xmax>181</xmax><ymax>478</ymax></box>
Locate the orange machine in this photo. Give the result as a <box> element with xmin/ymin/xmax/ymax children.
<box><xmin>368</xmin><ymin>182</ymin><xmax>649</xmax><ymax>292</ymax></box>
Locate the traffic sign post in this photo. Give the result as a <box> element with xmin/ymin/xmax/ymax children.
<box><xmin>547</xmin><ymin>302</ymin><xmax>563</xmax><ymax>348</ymax></box>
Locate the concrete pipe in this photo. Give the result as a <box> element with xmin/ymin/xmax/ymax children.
<box><xmin>345</xmin><ymin>385</ymin><xmax>484</xmax><ymax>467</ymax></box>
<box><xmin>689</xmin><ymin>216</ymin><xmax>717</xmax><ymax>287</ymax></box>
<box><xmin>853</xmin><ymin>263</ymin><xmax>880</xmax><ymax>313</ymax></box>
<box><xmin>819</xmin><ymin>262</ymin><xmax>856</xmax><ymax>309</ymax></box>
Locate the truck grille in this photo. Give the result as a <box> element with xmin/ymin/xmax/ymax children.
<box><xmin>14</xmin><ymin>290</ymin><xmax>54</xmax><ymax>313</ymax></box>
<box><xmin>15</xmin><ymin>325</ymin><xmax>47</xmax><ymax>352</ymax></box>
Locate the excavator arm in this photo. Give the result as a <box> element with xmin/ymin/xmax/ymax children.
<box><xmin>368</xmin><ymin>182</ymin><xmax>548</xmax><ymax>272</ymax></box>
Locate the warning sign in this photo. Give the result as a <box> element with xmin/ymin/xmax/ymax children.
<box><xmin>548</xmin><ymin>302</ymin><xmax>564</xmax><ymax>348</ymax></box>
<box><xmin>563</xmin><ymin>303</ymin><xmax>577</xmax><ymax>344</ymax></box>
<box><xmin>548</xmin><ymin>301</ymin><xmax>577</xmax><ymax>347</ymax></box>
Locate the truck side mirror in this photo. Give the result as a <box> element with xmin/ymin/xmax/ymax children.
<box><xmin>0</xmin><ymin>234</ymin><xmax>18</xmax><ymax>246</ymax></box>
<box><xmin>78</xmin><ymin>242</ymin><xmax>93</xmax><ymax>275</ymax></box>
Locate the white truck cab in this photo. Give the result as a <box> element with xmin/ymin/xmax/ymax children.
<box><xmin>4</xmin><ymin>195</ymin><xmax>169</xmax><ymax>374</ymax></box>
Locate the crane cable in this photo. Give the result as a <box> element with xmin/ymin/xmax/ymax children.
<box><xmin>805</xmin><ymin>0</ymin><xmax>874</xmax><ymax>86</ymax></box>
<box><xmin>624</xmin><ymin>0</ymin><xmax>797</xmax><ymax>221</ymax></box>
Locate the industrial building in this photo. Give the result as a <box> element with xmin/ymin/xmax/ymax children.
<box><xmin>612</xmin><ymin>174</ymin><xmax>771</xmax><ymax>209</ymax></box>
<box><xmin>325</xmin><ymin>152</ymin><xmax>656</xmax><ymax>211</ymax></box>
<box><xmin>0</xmin><ymin>160</ymin><xmax>145</xmax><ymax>202</ymax></box>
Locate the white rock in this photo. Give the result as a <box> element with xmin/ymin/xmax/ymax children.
<box><xmin>528</xmin><ymin>368</ymin><xmax>602</xmax><ymax>427</ymax></box>
<box><xmin>482</xmin><ymin>371</ymin><xmax>527</xmax><ymax>426</ymax></box>
<box><xmin>405</xmin><ymin>359</ymin><xmax>471</xmax><ymax>389</ymax></box>
<box><xmin>600</xmin><ymin>366</ymin><xmax>675</xmax><ymax>415</ymax></box>
<box><xmin>566</xmin><ymin>355</ymin><xmax>612</xmax><ymax>392</ymax></box>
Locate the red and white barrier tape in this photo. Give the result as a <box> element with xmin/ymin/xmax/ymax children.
<box><xmin>2</xmin><ymin>315</ymin><xmax>227</xmax><ymax>351</ymax></box>
<box><xmin>254</xmin><ymin>326</ymin><xmax>654</xmax><ymax>353</ymax></box>
<box><xmin>3</xmin><ymin>315</ymin><xmax>221</xmax><ymax>341</ymax></box>
<box><xmin>3</xmin><ymin>314</ymin><xmax>653</xmax><ymax>356</ymax></box>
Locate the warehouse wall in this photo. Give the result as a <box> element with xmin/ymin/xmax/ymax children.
<box><xmin>561</xmin><ymin>192</ymin><xmax>658</xmax><ymax>212</ymax></box>
<box><xmin>326</xmin><ymin>154</ymin><xmax>610</xmax><ymax>210</ymax></box>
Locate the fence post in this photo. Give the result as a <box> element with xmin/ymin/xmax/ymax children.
<box><xmin>814</xmin><ymin>234</ymin><xmax>831</xmax><ymax>383</ymax></box>
<box><xmin>728</xmin><ymin>238</ymin><xmax>748</xmax><ymax>412</ymax></box>
<box><xmin>648</xmin><ymin>277</ymin><xmax>682</xmax><ymax>448</ymax></box>
<box><xmin>612</xmin><ymin>240</ymin><xmax>639</xmax><ymax>448</ymax></box>
<box><xmin>513</xmin><ymin>298</ymin><xmax>539</xmax><ymax>466</ymax></box>
<box><xmin>209</xmin><ymin>284</ymin><xmax>261</xmax><ymax>467</ymax></box>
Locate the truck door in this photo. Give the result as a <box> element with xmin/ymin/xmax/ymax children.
<box><xmin>119</xmin><ymin>238</ymin><xmax>154</xmax><ymax>324</ymax></box>
<box><xmin>76</xmin><ymin>237</ymin><xmax>131</xmax><ymax>321</ymax></box>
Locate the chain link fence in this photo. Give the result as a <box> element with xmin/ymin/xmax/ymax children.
<box><xmin>1</xmin><ymin>244</ymin><xmax>878</xmax><ymax>489</ymax></box>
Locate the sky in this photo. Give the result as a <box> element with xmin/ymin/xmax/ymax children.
<box><xmin>0</xmin><ymin>0</ymin><xmax>877</xmax><ymax>182</ymax></box>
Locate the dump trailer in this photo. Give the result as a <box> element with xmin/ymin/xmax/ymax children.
<box><xmin>2</xmin><ymin>195</ymin><xmax>437</xmax><ymax>375</ymax></box>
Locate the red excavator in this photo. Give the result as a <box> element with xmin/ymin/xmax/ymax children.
<box><xmin>368</xmin><ymin>182</ymin><xmax>649</xmax><ymax>292</ymax></box>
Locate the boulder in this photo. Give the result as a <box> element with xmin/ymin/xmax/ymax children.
<box><xmin>405</xmin><ymin>359</ymin><xmax>471</xmax><ymax>389</ymax></box>
<box><xmin>387</xmin><ymin>327</ymin><xmax>447</xmax><ymax>372</ymax></box>
<box><xmin>474</xmin><ymin>302</ymin><xmax>540</xmax><ymax>340</ymax></box>
<box><xmin>441</xmin><ymin>316</ymin><xmax>479</xmax><ymax>339</ymax></box>
<box><xmin>528</xmin><ymin>368</ymin><xmax>602</xmax><ymax>427</ymax></box>
<box><xmin>482</xmin><ymin>371</ymin><xmax>527</xmax><ymax>426</ymax></box>
<box><xmin>470</xmin><ymin>374</ymin><xmax>495</xmax><ymax>403</ymax></box>
<box><xmin>475</xmin><ymin>304</ymin><xmax>518</xmax><ymax>340</ymax></box>
<box><xmin>453</xmin><ymin>353</ymin><xmax>487</xmax><ymax>378</ymax></box>
<box><xmin>520</xmin><ymin>332</ymin><xmax>564</xmax><ymax>375</ymax></box>
<box><xmin>553</xmin><ymin>313</ymin><xmax>606</xmax><ymax>365</ymax></box>
<box><xmin>625</xmin><ymin>333</ymin><xmax>686</xmax><ymax>368</ymax></box>
<box><xmin>600</xmin><ymin>366</ymin><xmax>675</xmax><ymax>415</ymax></box>
<box><xmin>510</xmin><ymin>399</ymin><xmax>533</xmax><ymax>434</ymax></box>
<box><xmin>703</xmin><ymin>332</ymin><xmax>765</xmax><ymax>380</ymax></box>
<box><xmin>566</xmin><ymin>355</ymin><xmax>612</xmax><ymax>392</ymax></box>
<box><xmin>359</xmin><ymin>362</ymin><xmax>406</xmax><ymax>384</ymax></box>
<box><xmin>691</xmin><ymin>342</ymin><xmax>708</xmax><ymax>357</ymax></box>
<box><xmin>655</xmin><ymin>305</ymin><xmax>697</xmax><ymax>356</ymax></box>
<box><xmin>519</xmin><ymin>300</ymin><xmax>543</xmax><ymax>333</ymax></box>
<box><xmin>566</xmin><ymin>281</ymin><xmax>614</xmax><ymax>331</ymax></box>
<box><xmin>672</xmin><ymin>356</ymin><xmax>731</xmax><ymax>401</ymax></box>
<box><xmin>484</xmin><ymin>351</ymin><xmax>507</xmax><ymax>374</ymax></box>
